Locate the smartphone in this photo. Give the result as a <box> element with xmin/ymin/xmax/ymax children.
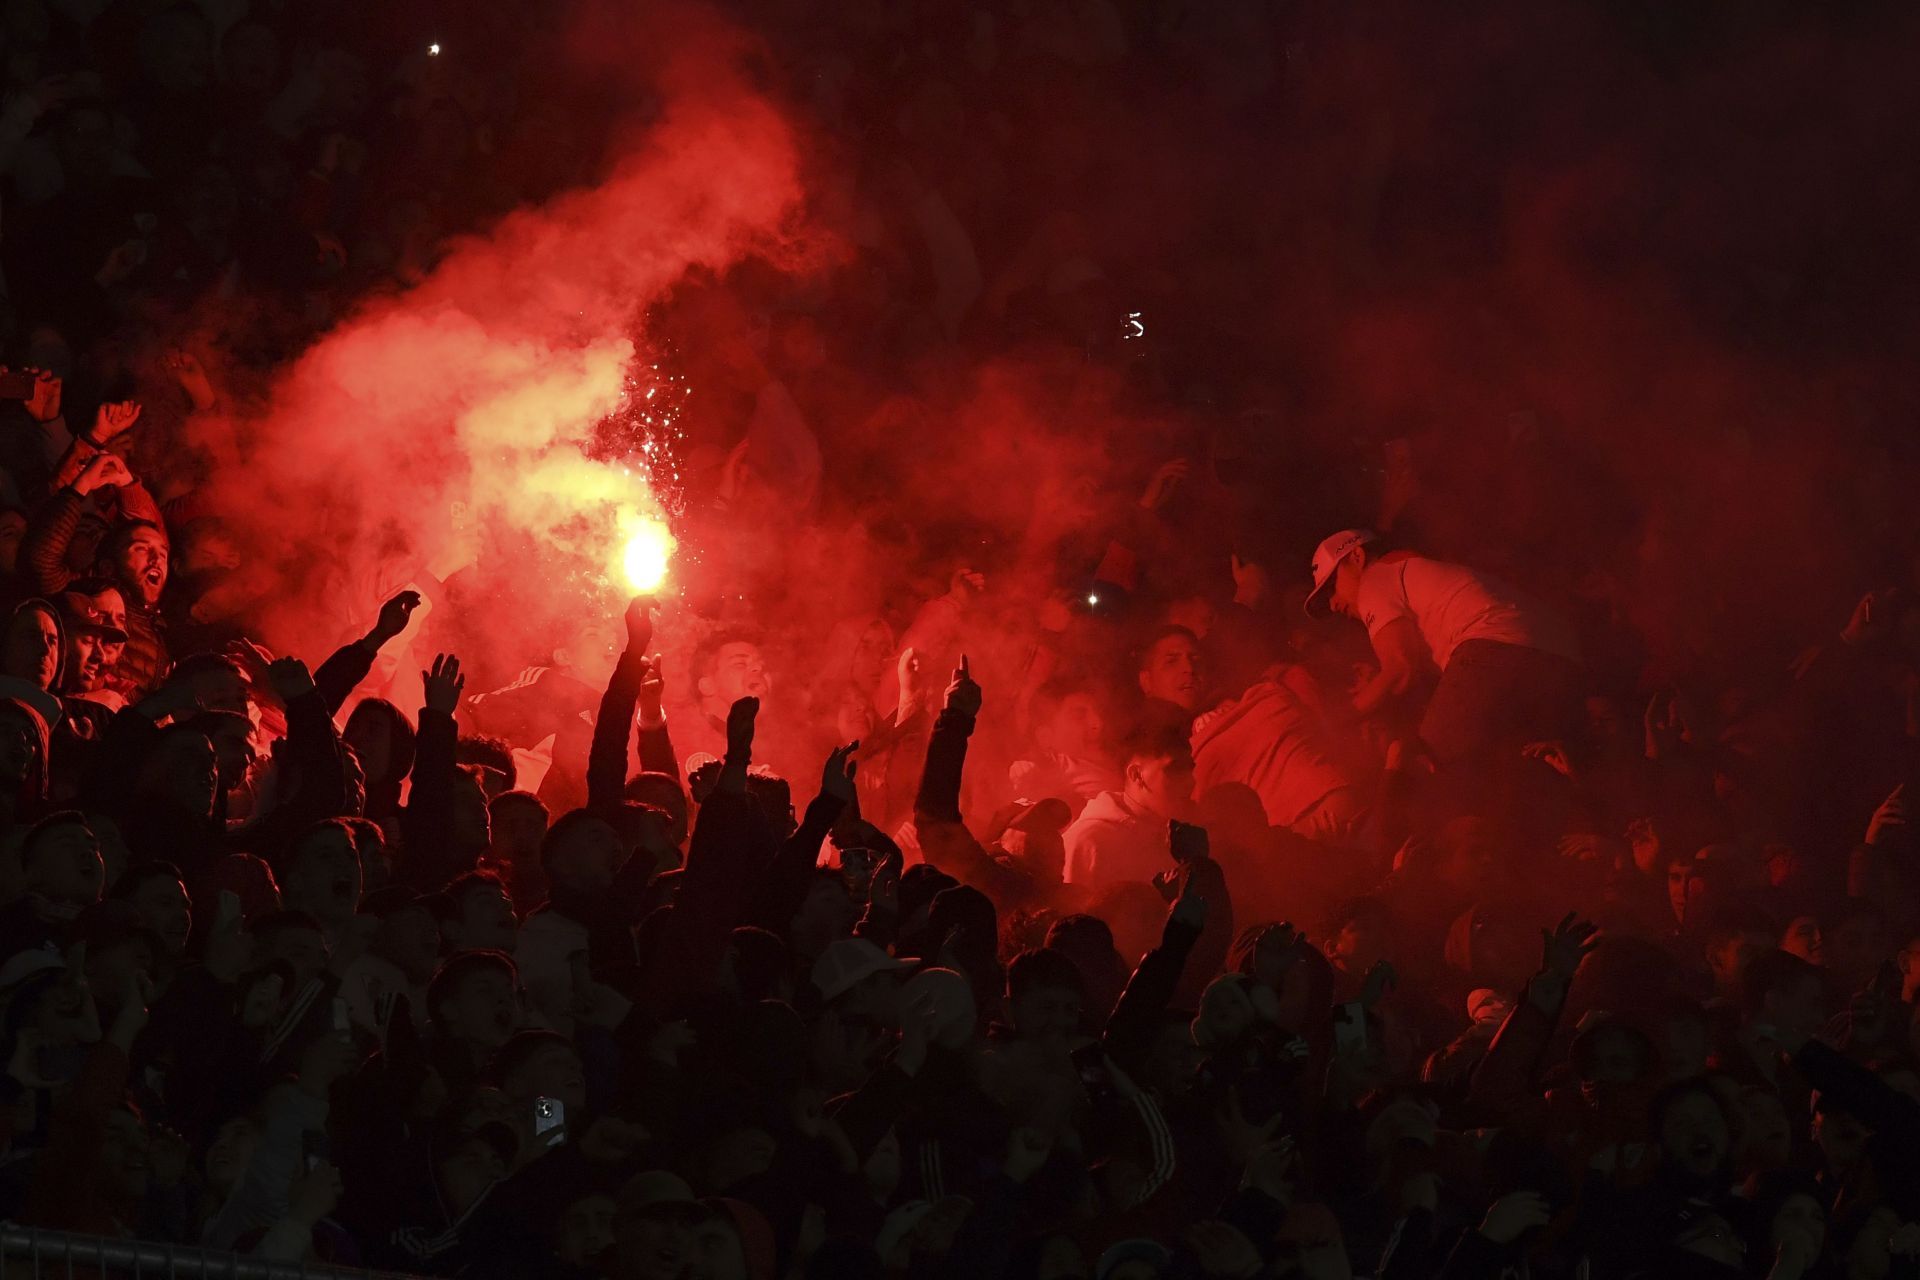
<box><xmin>0</xmin><ymin>371</ymin><xmax>36</xmax><ymax>400</ymax></box>
<box><xmin>1333</xmin><ymin>1001</ymin><xmax>1368</xmax><ymax>1055</ymax></box>
<box><xmin>302</xmin><ymin>1129</ymin><xmax>329</xmax><ymax>1172</ymax></box>
<box><xmin>534</xmin><ymin>1096</ymin><xmax>566</xmax><ymax>1148</ymax></box>
<box><xmin>332</xmin><ymin>997</ymin><xmax>351</xmax><ymax>1033</ymax></box>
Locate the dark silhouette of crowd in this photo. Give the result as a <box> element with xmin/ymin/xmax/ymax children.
<box><xmin>5</xmin><ymin>1</ymin><xmax>1920</xmax><ymax>1280</ymax></box>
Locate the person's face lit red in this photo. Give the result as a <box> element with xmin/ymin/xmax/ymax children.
<box><xmin>1125</xmin><ymin>749</ymin><xmax>1194</xmax><ymax>821</ymax></box>
<box><xmin>4</xmin><ymin>605</ymin><xmax>61</xmax><ymax>688</ymax></box>
<box><xmin>851</xmin><ymin>621</ymin><xmax>892</xmax><ymax>693</ymax></box>
<box><xmin>701</xmin><ymin>642</ymin><xmax>769</xmax><ymax>707</ymax></box>
<box><xmin>117</xmin><ymin>528</ymin><xmax>170</xmax><ymax>607</ymax></box>
<box><xmin>1329</xmin><ymin>550</ymin><xmax>1367</xmax><ymax>619</ymax></box>
<box><xmin>67</xmin><ymin>629</ymin><xmax>107</xmax><ymax>692</ymax></box>
<box><xmin>1040</xmin><ymin>692</ymin><xmax>1105</xmax><ymax>760</ymax></box>
<box><xmin>1138</xmin><ymin>635</ymin><xmax>1202</xmax><ymax>710</ymax></box>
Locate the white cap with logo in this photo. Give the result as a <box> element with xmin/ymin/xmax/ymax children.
<box><xmin>1304</xmin><ymin>528</ymin><xmax>1376</xmax><ymax>616</ymax></box>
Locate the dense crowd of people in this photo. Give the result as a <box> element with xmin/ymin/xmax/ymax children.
<box><xmin>4</xmin><ymin>1</ymin><xmax>1920</xmax><ymax>1280</ymax></box>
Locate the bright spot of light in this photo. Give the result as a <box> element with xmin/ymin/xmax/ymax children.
<box><xmin>427</xmin><ymin>42</ymin><xmax>441</xmax><ymax>56</ymax></box>
<box><xmin>620</xmin><ymin>514</ymin><xmax>676</xmax><ymax>593</ymax></box>
<box><xmin>1087</xmin><ymin>593</ymin><xmax>1100</xmax><ymax>606</ymax></box>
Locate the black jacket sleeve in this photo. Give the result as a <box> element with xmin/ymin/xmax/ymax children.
<box><xmin>398</xmin><ymin>706</ymin><xmax>464</xmax><ymax>888</ymax></box>
<box><xmin>587</xmin><ymin>655</ymin><xmax>644</xmax><ymax>812</ymax></box>
<box><xmin>313</xmin><ymin>641</ymin><xmax>377</xmax><ymax>717</ymax></box>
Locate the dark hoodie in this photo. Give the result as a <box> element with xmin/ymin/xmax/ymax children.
<box><xmin>0</xmin><ymin>692</ymin><xmax>53</xmax><ymax>823</ymax></box>
<box><xmin>0</xmin><ymin>598</ymin><xmax>68</xmax><ymax>724</ymax></box>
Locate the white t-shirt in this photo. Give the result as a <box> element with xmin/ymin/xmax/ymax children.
<box><xmin>1356</xmin><ymin>555</ymin><xmax>1579</xmax><ymax>670</ymax></box>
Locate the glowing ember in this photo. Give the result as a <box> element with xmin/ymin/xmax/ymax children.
<box><xmin>621</xmin><ymin>514</ymin><xmax>676</xmax><ymax>592</ymax></box>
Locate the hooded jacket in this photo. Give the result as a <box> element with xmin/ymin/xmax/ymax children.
<box><xmin>0</xmin><ymin>597</ymin><xmax>68</xmax><ymax>718</ymax></box>
<box><xmin>1061</xmin><ymin>789</ymin><xmax>1166</xmax><ymax>889</ymax></box>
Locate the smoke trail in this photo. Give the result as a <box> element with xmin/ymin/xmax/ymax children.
<box><xmin>207</xmin><ymin>5</ymin><xmax>813</xmax><ymax>696</ymax></box>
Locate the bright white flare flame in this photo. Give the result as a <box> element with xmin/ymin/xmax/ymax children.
<box><xmin>620</xmin><ymin>513</ymin><xmax>676</xmax><ymax>593</ymax></box>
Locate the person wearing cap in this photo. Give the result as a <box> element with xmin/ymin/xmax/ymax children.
<box><xmin>1305</xmin><ymin>528</ymin><xmax>1582</xmax><ymax>766</ymax></box>
<box><xmin>56</xmin><ymin>580</ymin><xmax>129</xmax><ymax>705</ymax></box>
<box><xmin>810</xmin><ymin>936</ymin><xmax>914</xmax><ymax>1022</ymax></box>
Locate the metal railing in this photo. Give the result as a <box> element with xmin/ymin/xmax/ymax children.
<box><xmin>1</xmin><ymin>1226</ymin><xmax>424</xmax><ymax>1280</ymax></box>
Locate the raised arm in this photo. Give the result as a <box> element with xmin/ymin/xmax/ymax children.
<box><xmin>1468</xmin><ymin>913</ymin><xmax>1598</xmax><ymax>1117</ymax></box>
<box><xmin>398</xmin><ymin>654</ymin><xmax>465</xmax><ymax>888</ymax></box>
<box><xmin>1103</xmin><ymin>871</ymin><xmax>1207</xmax><ymax>1070</ymax></box>
<box><xmin>913</xmin><ymin>655</ymin><xmax>980</xmax><ymax>824</ymax></box>
<box><xmin>911</xmin><ymin>657</ymin><xmax>1030</xmax><ymax>901</ymax></box>
<box><xmin>20</xmin><ymin>452</ymin><xmax>137</xmax><ymax>595</ymax></box>
<box><xmin>747</xmin><ymin>743</ymin><xmax>855</xmax><ymax>931</ymax></box>
<box><xmin>646</xmin><ymin>698</ymin><xmax>775</xmax><ymax>1012</ymax></box>
<box><xmin>239</xmin><ymin>659</ymin><xmax>355</xmax><ymax>859</ymax></box>
<box><xmin>313</xmin><ymin>590</ymin><xmax>420</xmax><ymax>714</ymax></box>
<box><xmin>588</xmin><ymin>597</ymin><xmax>652</xmax><ymax>811</ymax></box>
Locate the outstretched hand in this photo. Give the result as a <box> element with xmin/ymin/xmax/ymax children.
<box><xmin>371</xmin><ymin>590</ymin><xmax>422</xmax><ymax>643</ymax></box>
<box><xmin>637</xmin><ymin>655</ymin><xmax>665</xmax><ymax>721</ymax></box>
<box><xmin>625</xmin><ymin>597</ymin><xmax>654</xmax><ymax>654</ymax></box>
<box><xmin>726</xmin><ymin>696</ymin><xmax>759</xmax><ymax>758</ymax></box>
<box><xmin>897</xmin><ymin>647</ymin><xmax>928</xmax><ymax>716</ymax></box>
<box><xmin>267</xmin><ymin>656</ymin><xmax>315</xmax><ymax>702</ymax></box>
<box><xmin>1867</xmin><ymin>783</ymin><xmax>1909</xmax><ymax>849</ymax></box>
<box><xmin>23</xmin><ymin>367</ymin><xmax>60</xmax><ymax>423</ymax></box>
<box><xmin>1170</xmin><ymin>819</ymin><xmax>1209</xmax><ymax>864</ymax></box>
<box><xmin>92</xmin><ymin>400</ymin><xmax>142</xmax><ymax>444</ymax></box>
<box><xmin>1540</xmin><ymin>912</ymin><xmax>1600</xmax><ymax>982</ymax></box>
<box><xmin>1528</xmin><ymin>912</ymin><xmax>1599</xmax><ymax>1012</ymax></box>
<box><xmin>423</xmin><ymin>654</ymin><xmax>464</xmax><ymax>714</ymax></box>
<box><xmin>821</xmin><ymin>741</ymin><xmax>858</xmax><ymax>804</ymax></box>
<box><xmin>945</xmin><ymin>654</ymin><xmax>982</xmax><ymax>718</ymax></box>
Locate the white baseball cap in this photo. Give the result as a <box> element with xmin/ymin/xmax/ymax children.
<box><xmin>810</xmin><ymin>938</ymin><xmax>915</xmax><ymax>1004</ymax></box>
<box><xmin>1304</xmin><ymin>528</ymin><xmax>1376</xmax><ymax>616</ymax></box>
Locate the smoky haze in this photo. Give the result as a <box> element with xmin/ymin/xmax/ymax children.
<box><xmin>182</xmin><ymin>0</ymin><xmax>1920</xmax><ymax>766</ymax></box>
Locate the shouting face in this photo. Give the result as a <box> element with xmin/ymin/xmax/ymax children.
<box><xmin>116</xmin><ymin>526</ymin><xmax>170</xmax><ymax>607</ymax></box>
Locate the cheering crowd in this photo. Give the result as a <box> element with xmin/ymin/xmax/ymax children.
<box><xmin>5</xmin><ymin>1</ymin><xmax>1920</xmax><ymax>1280</ymax></box>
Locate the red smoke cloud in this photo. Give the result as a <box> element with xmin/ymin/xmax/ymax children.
<box><xmin>203</xmin><ymin>4</ymin><xmax>818</xmax><ymax>702</ymax></box>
